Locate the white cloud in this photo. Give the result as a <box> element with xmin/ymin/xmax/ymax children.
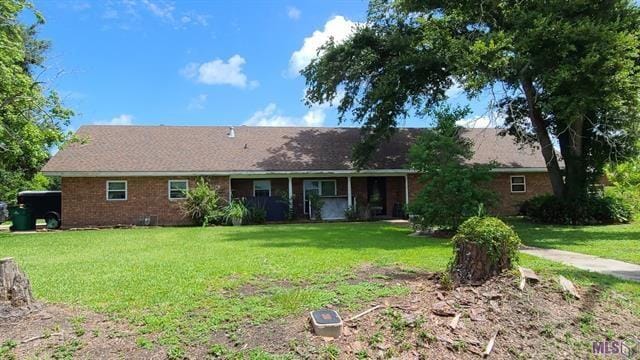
<box><xmin>456</xmin><ymin>113</ymin><xmax>505</xmax><ymax>128</ymax></box>
<box><xmin>288</xmin><ymin>15</ymin><xmax>358</xmax><ymax>76</ymax></box>
<box><xmin>68</xmin><ymin>1</ymin><xmax>91</xmax><ymax>12</ymax></box>
<box><xmin>445</xmin><ymin>79</ymin><xmax>464</xmax><ymax>98</ymax></box>
<box><xmin>181</xmin><ymin>55</ymin><xmax>257</xmax><ymax>88</ymax></box>
<box><xmin>101</xmin><ymin>0</ymin><xmax>208</xmax><ymax>29</ymax></box>
<box><xmin>244</xmin><ymin>103</ymin><xmax>326</xmax><ymax>127</ymax></box>
<box><xmin>94</xmin><ymin>114</ymin><xmax>134</xmax><ymax>125</ymax></box>
<box><xmin>142</xmin><ymin>0</ymin><xmax>174</xmax><ymax>21</ymax></box>
<box><xmin>245</xmin><ymin>103</ymin><xmax>294</xmax><ymax>126</ymax></box>
<box><xmin>302</xmin><ymin>108</ymin><xmax>326</xmax><ymax>127</ymax></box>
<box><xmin>180</xmin><ymin>12</ymin><xmax>209</xmax><ymax>26</ymax></box>
<box><xmin>187</xmin><ymin>94</ymin><xmax>208</xmax><ymax>110</ymax></box>
<box><xmin>287</xmin><ymin>6</ymin><xmax>301</xmax><ymax>20</ymax></box>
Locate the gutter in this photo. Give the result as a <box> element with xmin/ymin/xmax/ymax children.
<box><xmin>42</xmin><ymin>167</ymin><xmax>550</xmax><ymax>178</ymax></box>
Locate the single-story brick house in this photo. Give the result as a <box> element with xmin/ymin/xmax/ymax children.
<box><xmin>42</xmin><ymin>125</ymin><xmax>553</xmax><ymax>228</ymax></box>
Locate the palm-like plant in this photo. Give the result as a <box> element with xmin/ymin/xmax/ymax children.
<box><xmin>224</xmin><ymin>199</ymin><xmax>249</xmax><ymax>226</ymax></box>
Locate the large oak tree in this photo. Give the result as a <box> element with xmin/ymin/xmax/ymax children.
<box><xmin>303</xmin><ymin>0</ymin><xmax>640</xmax><ymax>201</ymax></box>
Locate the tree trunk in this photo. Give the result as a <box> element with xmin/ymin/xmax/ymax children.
<box><xmin>521</xmin><ymin>78</ymin><xmax>566</xmax><ymax>198</ymax></box>
<box><xmin>0</xmin><ymin>257</ymin><xmax>36</xmax><ymax>318</ymax></box>
<box><xmin>559</xmin><ymin>117</ymin><xmax>591</xmax><ymax>200</ymax></box>
<box><xmin>450</xmin><ymin>241</ymin><xmax>512</xmax><ymax>285</ymax></box>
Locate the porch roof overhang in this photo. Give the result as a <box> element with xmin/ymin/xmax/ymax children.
<box><xmin>43</xmin><ymin>167</ymin><xmax>549</xmax><ymax>178</ymax></box>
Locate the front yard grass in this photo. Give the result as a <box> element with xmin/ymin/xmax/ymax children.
<box><xmin>510</xmin><ymin>218</ymin><xmax>640</xmax><ymax>265</ymax></box>
<box><xmin>0</xmin><ymin>223</ymin><xmax>449</xmax><ymax>347</ymax></box>
<box><xmin>1</xmin><ymin>222</ymin><xmax>639</xmax><ymax>354</ymax></box>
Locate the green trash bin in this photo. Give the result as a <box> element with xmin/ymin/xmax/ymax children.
<box><xmin>8</xmin><ymin>205</ymin><xmax>36</xmax><ymax>231</ymax></box>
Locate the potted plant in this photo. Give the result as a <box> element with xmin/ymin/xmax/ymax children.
<box><xmin>369</xmin><ymin>190</ymin><xmax>383</xmax><ymax>217</ymax></box>
<box><xmin>225</xmin><ymin>200</ymin><xmax>248</xmax><ymax>226</ymax></box>
<box><xmin>308</xmin><ymin>192</ymin><xmax>324</xmax><ymax>221</ymax></box>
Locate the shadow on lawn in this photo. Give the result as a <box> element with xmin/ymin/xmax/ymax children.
<box><xmin>511</xmin><ymin>221</ymin><xmax>640</xmax><ymax>248</ymax></box>
<box><xmin>220</xmin><ymin>222</ymin><xmax>452</xmax><ymax>251</ymax></box>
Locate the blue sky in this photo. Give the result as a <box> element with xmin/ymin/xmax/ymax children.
<box><xmin>32</xmin><ymin>0</ymin><xmax>493</xmax><ymax>130</ymax></box>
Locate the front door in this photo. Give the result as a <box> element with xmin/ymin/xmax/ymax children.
<box><xmin>367</xmin><ymin>177</ymin><xmax>387</xmax><ymax>217</ymax></box>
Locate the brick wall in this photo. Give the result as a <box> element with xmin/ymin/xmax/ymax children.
<box><xmin>406</xmin><ymin>172</ymin><xmax>552</xmax><ymax>216</ymax></box>
<box><xmin>488</xmin><ymin>172</ymin><xmax>552</xmax><ymax>215</ymax></box>
<box><xmin>385</xmin><ymin>176</ymin><xmax>406</xmax><ymax>217</ymax></box>
<box><xmin>61</xmin><ymin>172</ymin><xmax>550</xmax><ymax>227</ymax></box>
<box><xmin>231</xmin><ymin>178</ymin><xmax>289</xmax><ymax>198</ymax></box>
<box><xmin>61</xmin><ymin>176</ymin><xmax>229</xmax><ymax>228</ymax></box>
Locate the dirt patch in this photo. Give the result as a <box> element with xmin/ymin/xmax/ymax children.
<box><xmin>202</xmin><ymin>267</ymin><xmax>640</xmax><ymax>359</ymax></box>
<box><xmin>345</xmin><ymin>264</ymin><xmax>436</xmax><ymax>285</ymax></box>
<box><xmin>0</xmin><ymin>304</ymin><xmax>165</xmax><ymax>359</ymax></box>
<box><xmin>222</xmin><ymin>277</ymin><xmax>295</xmax><ymax>297</ymax></box>
<box><xmin>4</xmin><ymin>266</ymin><xmax>638</xmax><ymax>359</ymax></box>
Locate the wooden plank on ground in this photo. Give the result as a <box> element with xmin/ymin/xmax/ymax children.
<box><xmin>518</xmin><ymin>267</ymin><xmax>540</xmax><ymax>290</ymax></box>
<box><xmin>558</xmin><ymin>275</ymin><xmax>581</xmax><ymax>299</ymax></box>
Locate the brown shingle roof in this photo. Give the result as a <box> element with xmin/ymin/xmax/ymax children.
<box><xmin>42</xmin><ymin>125</ymin><xmax>548</xmax><ymax>174</ymax></box>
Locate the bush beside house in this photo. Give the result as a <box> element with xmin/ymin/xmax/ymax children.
<box><xmin>520</xmin><ymin>194</ymin><xmax>633</xmax><ymax>225</ymax></box>
<box><xmin>181</xmin><ymin>178</ymin><xmax>225</xmax><ymax>226</ymax></box>
<box><xmin>408</xmin><ymin>107</ymin><xmax>496</xmax><ymax>231</ymax></box>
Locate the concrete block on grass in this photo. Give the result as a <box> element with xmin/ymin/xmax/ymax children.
<box><xmin>310</xmin><ymin>309</ymin><xmax>342</xmax><ymax>338</ymax></box>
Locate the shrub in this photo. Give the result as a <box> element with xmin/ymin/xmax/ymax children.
<box><xmin>245</xmin><ymin>204</ymin><xmax>267</xmax><ymax>224</ymax></box>
<box><xmin>606</xmin><ymin>186</ymin><xmax>640</xmax><ymax>218</ymax></box>
<box><xmin>274</xmin><ymin>190</ymin><xmax>295</xmax><ymax>220</ymax></box>
<box><xmin>408</xmin><ymin>106</ymin><xmax>496</xmax><ymax>231</ymax></box>
<box><xmin>224</xmin><ymin>200</ymin><xmax>249</xmax><ymax>225</ymax></box>
<box><xmin>181</xmin><ymin>178</ymin><xmax>224</xmax><ymax>226</ymax></box>
<box><xmin>308</xmin><ymin>193</ymin><xmax>324</xmax><ymax>220</ymax></box>
<box><xmin>344</xmin><ymin>206</ymin><xmax>359</xmax><ymax>221</ymax></box>
<box><xmin>520</xmin><ymin>194</ymin><xmax>633</xmax><ymax>225</ymax></box>
<box><xmin>605</xmin><ymin>146</ymin><xmax>640</xmax><ymax>217</ymax></box>
<box><xmin>450</xmin><ymin>216</ymin><xmax>521</xmax><ymax>284</ymax></box>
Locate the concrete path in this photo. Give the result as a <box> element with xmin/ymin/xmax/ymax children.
<box><xmin>521</xmin><ymin>246</ymin><xmax>640</xmax><ymax>282</ymax></box>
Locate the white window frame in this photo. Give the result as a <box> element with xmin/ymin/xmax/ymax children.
<box><xmin>106</xmin><ymin>180</ymin><xmax>127</xmax><ymax>201</ymax></box>
<box><xmin>168</xmin><ymin>180</ymin><xmax>189</xmax><ymax>200</ymax></box>
<box><xmin>510</xmin><ymin>175</ymin><xmax>526</xmax><ymax>193</ymax></box>
<box><xmin>253</xmin><ymin>180</ymin><xmax>272</xmax><ymax>197</ymax></box>
<box><xmin>303</xmin><ymin>179</ymin><xmax>338</xmax><ymax>214</ymax></box>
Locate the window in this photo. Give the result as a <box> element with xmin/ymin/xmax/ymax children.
<box><xmin>321</xmin><ymin>180</ymin><xmax>336</xmax><ymax>197</ymax></box>
<box><xmin>253</xmin><ymin>180</ymin><xmax>271</xmax><ymax>197</ymax></box>
<box><xmin>510</xmin><ymin>176</ymin><xmax>526</xmax><ymax>193</ymax></box>
<box><xmin>168</xmin><ymin>180</ymin><xmax>188</xmax><ymax>200</ymax></box>
<box><xmin>106</xmin><ymin>181</ymin><xmax>127</xmax><ymax>200</ymax></box>
<box><xmin>303</xmin><ymin>179</ymin><xmax>337</xmax><ymax>213</ymax></box>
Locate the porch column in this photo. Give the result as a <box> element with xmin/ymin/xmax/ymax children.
<box><xmin>404</xmin><ymin>174</ymin><xmax>409</xmax><ymax>205</ymax></box>
<box><xmin>228</xmin><ymin>176</ymin><xmax>232</xmax><ymax>202</ymax></box>
<box><xmin>288</xmin><ymin>177</ymin><xmax>293</xmax><ymax>211</ymax></box>
<box><xmin>347</xmin><ymin>176</ymin><xmax>353</xmax><ymax>208</ymax></box>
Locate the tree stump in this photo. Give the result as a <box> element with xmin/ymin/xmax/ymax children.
<box><xmin>450</xmin><ymin>241</ymin><xmax>512</xmax><ymax>285</ymax></box>
<box><xmin>0</xmin><ymin>257</ymin><xmax>37</xmax><ymax>318</ymax></box>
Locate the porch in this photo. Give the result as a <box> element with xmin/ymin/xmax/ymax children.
<box><xmin>229</xmin><ymin>174</ymin><xmax>410</xmax><ymax>221</ymax></box>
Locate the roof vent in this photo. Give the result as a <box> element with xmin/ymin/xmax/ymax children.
<box><xmin>227</xmin><ymin>126</ymin><xmax>235</xmax><ymax>138</ymax></box>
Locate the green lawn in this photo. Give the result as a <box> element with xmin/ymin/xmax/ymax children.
<box><xmin>1</xmin><ymin>222</ymin><xmax>639</xmax><ymax>352</ymax></box>
<box><xmin>511</xmin><ymin>219</ymin><xmax>640</xmax><ymax>264</ymax></box>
